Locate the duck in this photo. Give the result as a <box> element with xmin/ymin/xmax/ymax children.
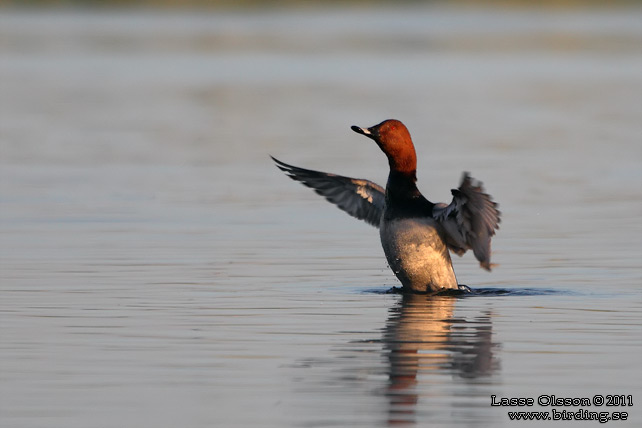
<box><xmin>272</xmin><ymin>119</ymin><xmax>500</xmax><ymax>293</ymax></box>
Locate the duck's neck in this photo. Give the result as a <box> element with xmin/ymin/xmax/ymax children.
<box><xmin>386</xmin><ymin>170</ymin><xmax>420</xmax><ymax>202</ymax></box>
<box><xmin>384</xmin><ymin>169</ymin><xmax>435</xmax><ymax>219</ymax></box>
<box><xmin>386</xmin><ymin>147</ymin><xmax>417</xmax><ymax>174</ymax></box>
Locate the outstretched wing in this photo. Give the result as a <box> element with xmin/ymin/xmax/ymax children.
<box><xmin>432</xmin><ymin>172</ymin><xmax>501</xmax><ymax>270</ymax></box>
<box><xmin>272</xmin><ymin>156</ymin><xmax>385</xmax><ymax>228</ymax></box>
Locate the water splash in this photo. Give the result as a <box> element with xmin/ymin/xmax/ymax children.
<box><xmin>363</xmin><ymin>286</ymin><xmax>572</xmax><ymax>297</ymax></box>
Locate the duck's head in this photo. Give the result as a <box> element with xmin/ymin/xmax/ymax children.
<box><xmin>351</xmin><ymin>119</ymin><xmax>417</xmax><ymax>174</ymax></box>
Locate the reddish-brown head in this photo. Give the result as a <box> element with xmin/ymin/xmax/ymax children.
<box><xmin>351</xmin><ymin>119</ymin><xmax>417</xmax><ymax>174</ymax></box>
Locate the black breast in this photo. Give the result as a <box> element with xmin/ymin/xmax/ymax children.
<box><xmin>384</xmin><ymin>171</ymin><xmax>435</xmax><ymax>221</ymax></box>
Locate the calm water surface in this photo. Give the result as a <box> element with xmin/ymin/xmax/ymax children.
<box><xmin>1</xmin><ymin>6</ymin><xmax>641</xmax><ymax>428</ymax></box>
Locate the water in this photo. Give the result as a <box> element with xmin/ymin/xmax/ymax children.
<box><xmin>1</xmin><ymin>6</ymin><xmax>641</xmax><ymax>428</ymax></box>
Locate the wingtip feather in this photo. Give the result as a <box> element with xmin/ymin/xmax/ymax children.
<box><xmin>480</xmin><ymin>261</ymin><xmax>499</xmax><ymax>271</ymax></box>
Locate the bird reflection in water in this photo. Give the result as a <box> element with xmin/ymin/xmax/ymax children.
<box><xmin>383</xmin><ymin>294</ymin><xmax>500</xmax><ymax>425</ymax></box>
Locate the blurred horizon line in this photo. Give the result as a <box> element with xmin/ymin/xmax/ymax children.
<box><xmin>1</xmin><ymin>0</ymin><xmax>640</xmax><ymax>10</ymax></box>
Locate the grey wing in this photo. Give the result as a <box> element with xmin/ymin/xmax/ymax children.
<box><xmin>433</xmin><ymin>172</ymin><xmax>501</xmax><ymax>270</ymax></box>
<box><xmin>272</xmin><ymin>156</ymin><xmax>385</xmax><ymax>228</ymax></box>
